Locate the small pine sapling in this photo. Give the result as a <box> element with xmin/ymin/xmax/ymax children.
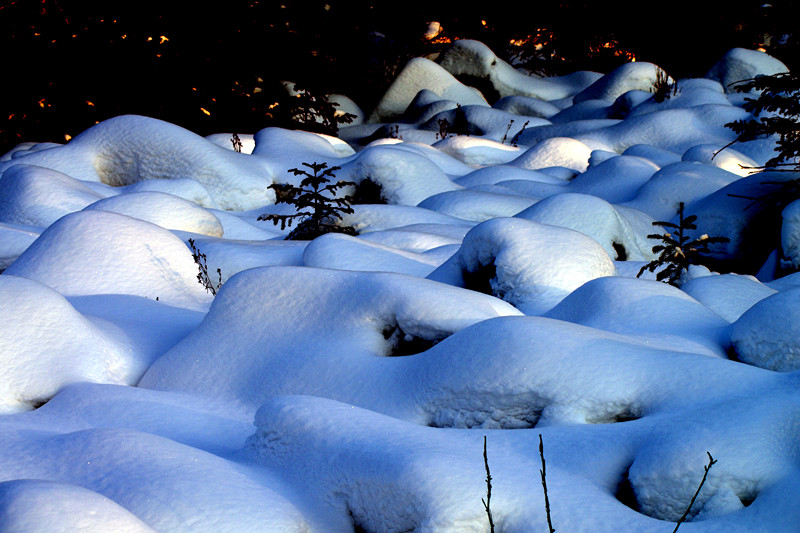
<box><xmin>637</xmin><ymin>202</ymin><xmax>729</xmax><ymax>286</ymax></box>
<box><xmin>721</xmin><ymin>72</ymin><xmax>800</xmax><ymax>172</ymax></box>
<box><xmin>188</xmin><ymin>238</ymin><xmax>222</xmax><ymax>296</ymax></box>
<box><xmin>259</xmin><ymin>162</ymin><xmax>357</xmax><ymax>240</ymax></box>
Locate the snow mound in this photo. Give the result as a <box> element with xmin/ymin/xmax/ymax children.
<box><xmin>509</xmin><ymin>137</ymin><xmax>594</xmax><ymax>172</ymax></box>
<box><xmin>682</xmin><ymin>143</ymin><xmax>759</xmax><ymax>177</ymax></box>
<box><xmin>0</xmin><ymin>479</ymin><xmax>157</xmax><ymax>533</ymax></box>
<box><xmin>4</xmin><ymin>210</ymin><xmax>211</xmax><ymax>310</ymax></box>
<box><xmin>705</xmin><ymin>48</ymin><xmax>789</xmax><ymax>92</ymax></box>
<box><xmin>251</xmin><ymin>127</ymin><xmax>356</xmax><ymax>173</ymax></box>
<box><xmin>0</xmin><ymin>164</ymin><xmax>106</xmax><ymax>227</ymax></box>
<box><xmin>0</xmin><ymin>223</ymin><xmax>39</xmax><ymax>271</ymax></box>
<box><xmin>629</xmin><ymin>389</ymin><xmax>800</xmax><ymax>522</ymax></box>
<box><xmin>246</xmin><ymin>356</ymin><xmax>797</xmax><ymax>529</ymax></box>
<box><xmin>302</xmin><ymin>232</ymin><xmax>444</xmax><ymax>277</ymax></box>
<box><xmin>545</xmin><ymin>276</ymin><xmax>730</xmax><ymax>357</ymax></box>
<box><xmin>368</xmin><ymin>57</ymin><xmax>489</xmax><ymax>123</ymax></box>
<box><xmin>780</xmin><ymin>200</ymin><xmax>800</xmax><ymax>269</ymax></box>
<box><xmin>139</xmin><ymin>266</ymin><xmax>522</xmax><ymax>411</ymax></box>
<box><xmin>681</xmin><ymin>273</ymin><xmax>777</xmax><ymax>323</ymax></box>
<box><xmin>418</xmin><ymin>187</ymin><xmax>539</xmax><ymax>222</ymax></box>
<box><xmin>428</xmin><ymin>217</ymin><xmax>618</xmax><ymax>314</ymax></box>
<box><xmin>574</xmin><ymin>62</ymin><xmax>669</xmax><ymax>103</ymax></box>
<box><xmin>622</xmin><ymin>143</ymin><xmax>682</xmax><ymax>167</ymax></box>
<box><xmin>434</xmin><ymin>136</ymin><xmax>521</xmax><ymax>165</ymax></box>
<box><xmin>338</xmin><ymin>144</ymin><xmax>462</xmax><ymax>205</ymax></box>
<box><xmin>567</xmin><ymin>154</ymin><xmax>660</xmax><ymax>204</ymax></box>
<box><xmin>0</xmin><ymin>275</ymin><xmax>141</xmax><ymax>413</ymax></box>
<box><xmin>682</xmin><ymin>170</ymin><xmax>800</xmax><ymax>272</ymax></box>
<box><xmin>515</xmin><ymin>193</ymin><xmax>654</xmax><ymax>261</ymax></box>
<box><xmin>0</xmin><ymin>115</ymin><xmax>277</xmax><ymax>210</ymax></box>
<box><xmin>83</xmin><ymin>191</ymin><xmax>224</xmax><ymax>237</ymax></box>
<box><xmin>120</xmin><ymin>177</ymin><xmax>218</xmax><ymax>209</ymax></box>
<box><xmin>0</xmin><ymin>427</ymin><xmax>313</xmax><ymax>532</ymax></box>
<box><xmin>340</xmin><ymin>203</ymin><xmax>473</xmax><ymax>234</ymax></box>
<box><xmin>730</xmin><ymin>288</ymin><xmax>800</xmax><ymax>371</ymax></box>
<box><xmin>624</xmin><ymin>79</ymin><xmax>733</xmax><ymax>118</ymax></box>
<box><xmin>622</xmin><ymin>160</ymin><xmax>744</xmax><ymax>220</ymax></box>
<box><xmin>436</xmin><ymin>39</ymin><xmax>601</xmax><ymax>101</ymax></box>
<box><xmin>575</xmin><ymin>105</ymin><xmax>748</xmax><ymax>155</ymax></box>
<box><xmin>493</xmin><ymin>95</ymin><xmax>561</xmax><ymax>119</ymax></box>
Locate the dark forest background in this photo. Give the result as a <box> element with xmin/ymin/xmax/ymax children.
<box><xmin>1</xmin><ymin>0</ymin><xmax>797</xmax><ymax>153</ymax></box>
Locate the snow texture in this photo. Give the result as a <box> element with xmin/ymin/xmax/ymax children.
<box><xmin>1</xmin><ymin>41</ymin><xmax>799</xmax><ymax>532</ymax></box>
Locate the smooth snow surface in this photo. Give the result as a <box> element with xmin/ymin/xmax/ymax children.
<box><xmin>2</xmin><ymin>42</ymin><xmax>800</xmax><ymax>532</ymax></box>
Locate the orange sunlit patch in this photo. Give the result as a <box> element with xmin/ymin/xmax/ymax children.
<box><xmin>200</xmin><ymin>108</ymin><xmax>211</xmax><ymax>116</ymax></box>
<box><xmin>86</xmin><ymin>101</ymin><xmax>94</xmax><ymax>106</ymax></box>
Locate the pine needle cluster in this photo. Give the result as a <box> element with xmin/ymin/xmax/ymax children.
<box><xmin>725</xmin><ymin>72</ymin><xmax>800</xmax><ymax>171</ymax></box>
<box><xmin>637</xmin><ymin>202</ymin><xmax>729</xmax><ymax>286</ymax></box>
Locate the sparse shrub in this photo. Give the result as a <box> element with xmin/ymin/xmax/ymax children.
<box><xmin>283</xmin><ymin>83</ymin><xmax>356</xmax><ymax>136</ymax></box>
<box><xmin>651</xmin><ymin>68</ymin><xmax>679</xmax><ymax>103</ymax></box>
<box><xmin>637</xmin><ymin>202</ymin><xmax>729</xmax><ymax>286</ymax></box>
<box><xmin>436</xmin><ymin>117</ymin><xmax>451</xmax><ymax>140</ymax></box>
<box><xmin>258</xmin><ymin>162</ymin><xmax>357</xmax><ymax>240</ymax></box>
<box><xmin>451</xmin><ymin>103</ymin><xmax>471</xmax><ymax>136</ymax></box>
<box><xmin>188</xmin><ymin>238</ymin><xmax>222</xmax><ymax>296</ymax></box>
<box><xmin>230</xmin><ymin>133</ymin><xmax>243</xmax><ymax>153</ymax></box>
<box><xmin>349</xmin><ymin>177</ymin><xmax>387</xmax><ymax>205</ymax></box>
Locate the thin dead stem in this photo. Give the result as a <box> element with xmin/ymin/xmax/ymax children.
<box><xmin>672</xmin><ymin>452</ymin><xmax>717</xmax><ymax>533</ymax></box>
<box><xmin>482</xmin><ymin>436</ymin><xmax>495</xmax><ymax>533</ymax></box>
<box><xmin>539</xmin><ymin>434</ymin><xmax>555</xmax><ymax>533</ymax></box>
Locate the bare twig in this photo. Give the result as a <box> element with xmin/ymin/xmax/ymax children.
<box><xmin>539</xmin><ymin>434</ymin><xmax>555</xmax><ymax>533</ymax></box>
<box><xmin>231</xmin><ymin>132</ymin><xmax>243</xmax><ymax>153</ymax></box>
<box><xmin>501</xmin><ymin>119</ymin><xmax>515</xmax><ymax>144</ymax></box>
<box><xmin>672</xmin><ymin>452</ymin><xmax>717</xmax><ymax>533</ymax></box>
<box><xmin>188</xmin><ymin>238</ymin><xmax>222</xmax><ymax>296</ymax></box>
<box><xmin>482</xmin><ymin>436</ymin><xmax>495</xmax><ymax>533</ymax></box>
<box><xmin>510</xmin><ymin>120</ymin><xmax>530</xmax><ymax>147</ymax></box>
<box><xmin>710</xmin><ymin>139</ymin><xmax>738</xmax><ymax>161</ymax></box>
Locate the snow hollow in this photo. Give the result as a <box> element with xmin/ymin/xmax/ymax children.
<box><xmin>1</xmin><ymin>40</ymin><xmax>800</xmax><ymax>532</ymax></box>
